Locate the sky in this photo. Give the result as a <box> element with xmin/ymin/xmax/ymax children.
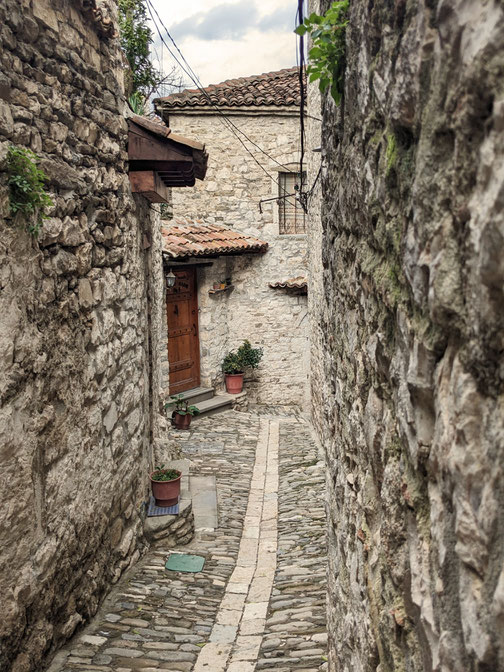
<box><xmin>149</xmin><ymin>0</ymin><xmax>300</xmax><ymax>92</ymax></box>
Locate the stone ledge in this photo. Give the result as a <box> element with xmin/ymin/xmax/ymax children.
<box><xmin>143</xmin><ymin>499</ymin><xmax>194</xmax><ymax>546</ymax></box>
<box><xmin>230</xmin><ymin>390</ymin><xmax>248</xmax><ymax>412</ymax></box>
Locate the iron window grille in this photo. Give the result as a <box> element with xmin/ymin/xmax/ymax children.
<box><xmin>278</xmin><ymin>172</ymin><xmax>306</xmax><ymax>234</ymax></box>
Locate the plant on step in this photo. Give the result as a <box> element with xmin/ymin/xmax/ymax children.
<box><xmin>6</xmin><ymin>145</ymin><xmax>53</xmax><ymax>237</ymax></box>
<box><xmin>222</xmin><ymin>350</ymin><xmax>244</xmax><ymax>375</ymax></box>
<box><xmin>295</xmin><ymin>0</ymin><xmax>350</xmax><ymax>105</ymax></box>
<box><xmin>164</xmin><ymin>394</ymin><xmax>200</xmax><ymax>416</ymax></box>
<box><xmin>237</xmin><ymin>340</ymin><xmax>263</xmax><ymax>370</ymax></box>
<box><xmin>151</xmin><ymin>464</ymin><xmax>180</xmax><ymax>482</ymax></box>
<box><xmin>222</xmin><ymin>340</ymin><xmax>264</xmax><ymax>374</ymax></box>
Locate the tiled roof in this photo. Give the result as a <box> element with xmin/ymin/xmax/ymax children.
<box><xmin>155</xmin><ymin>67</ymin><xmax>303</xmax><ymax>110</ymax></box>
<box><xmin>269</xmin><ymin>276</ymin><xmax>308</xmax><ymax>291</ymax></box>
<box><xmin>81</xmin><ymin>0</ymin><xmax>117</xmax><ymax>38</ymax></box>
<box><xmin>162</xmin><ymin>219</ymin><xmax>268</xmax><ymax>259</ymax></box>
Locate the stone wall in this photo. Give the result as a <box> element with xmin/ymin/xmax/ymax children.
<box><xmin>0</xmin><ymin>1</ymin><xmax>167</xmax><ymax>670</ymax></box>
<box><xmin>163</xmin><ymin>111</ymin><xmax>310</xmax><ymax>407</ymax></box>
<box><xmin>310</xmin><ymin>0</ymin><xmax>504</xmax><ymax>670</ymax></box>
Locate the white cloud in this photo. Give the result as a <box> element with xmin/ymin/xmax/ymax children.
<box><xmin>150</xmin><ymin>0</ymin><xmax>298</xmax><ymax>88</ymax></box>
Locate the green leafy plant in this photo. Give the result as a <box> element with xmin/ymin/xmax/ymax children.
<box><xmin>237</xmin><ymin>340</ymin><xmax>263</xmax><ymax>369</ymax></box>
<box><xmin>118</xmin><ymin>0</ymin><xmax>184</xmax><ymax>111</ymax></box>
<box><xmin>222</xmin><ymin>351</ymin><xmax>244</xmax><ymax>375</ymax></box>
<box><xmin>222</xmin><ymin>340</ymin><xmax>264</xmax><ymax>374</ymax></box>
<box><xmin>164</xmin><ymin>394</ymin><xmax>200</xmax><ymax>417</ymax></box>
<box><xmin>295</xmin><ymin>0</ymin><xmax>350</xmax><ymax>105</ymax></box>
<box><xmin>151</xmin><ymin>464</ymin><xmax>180</xmax><ymax>482</ymax></box>
<box><xmin>128</xmin><ymin>91</ymin><xmax>146</xmax><ymax>115</ymax></box>
<box><xmin>6</xmin><ymin>145</ymin><xmax>53</xmax><ymax>237</ymax></box>
<box><xmin>118</xmin><ymin>0</ymin><xmax>161</xmax><ymax>99</ymax></box>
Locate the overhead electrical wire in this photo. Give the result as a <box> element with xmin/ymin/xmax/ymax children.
<box><xmin>296</xmin><ymin>0</ymin><xmax>308</xmax><ymax>213</ymax></box>
<box><xmin>145</xmin><ymin>1</ymin><xmax>298</xmax><ymax>181</ymax></box>
<box><xmin>145</xmin><ymin>0</ymin><xmax>302</xmax><ymax>211</ymax></box>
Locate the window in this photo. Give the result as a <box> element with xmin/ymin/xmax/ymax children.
<box><xmin>278</xmin><ymin>172</ymin><xmax>306</xmax><ymax>234</ymax></box>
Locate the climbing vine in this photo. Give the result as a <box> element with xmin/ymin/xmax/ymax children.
<box><xmin>295</xmin><ymin>0</ymin><xmax>350</xmax><ymax>105</ymax></box>
<box><xmin>6</xmin><ymin>145</ymin><xmax>53</xmax><ymax>237</ymax></box>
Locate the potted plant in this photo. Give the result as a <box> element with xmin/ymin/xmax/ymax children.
<box><xmin>164</xmin><ymin>394</ymin><xmax>200</xmax><ymax>430</ymax></box>
<box><xmin>222</xmin><ymin>340</ymin><xmax>264</xmax><ymax>394</ymax></box>
<box><xmin>150</xmin><ymin>464</ymin><xmax>181</xmax><ymax>506</ymax></box>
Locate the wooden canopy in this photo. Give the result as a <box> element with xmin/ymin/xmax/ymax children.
<box><xmin>127</xmin><ymin>115</ymin><xmax>208</xmax><ymax>202</ymax></box>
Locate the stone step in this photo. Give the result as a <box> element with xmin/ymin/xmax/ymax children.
<box><xmin>176</xmin><ymin>386</ymin><xmax>215</xmax><ymax>405</ymax></box>
<box><xmin>193</xmin><ymin>394</ymin><xmax>234</xmax><ymax>418</ymax></box>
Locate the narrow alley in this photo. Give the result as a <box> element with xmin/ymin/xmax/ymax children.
<box><xmin>48</xmin><ymin>410</ymin><xmax>327</xmax><ymax>672</ymax></box>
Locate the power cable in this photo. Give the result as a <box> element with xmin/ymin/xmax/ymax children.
<box><xmin>146</xmin><ymin>0</ymin><xmax>296</xmax><ymax>175</ymax></box>
<box><xmin>297</xmin><ymin>0</ymin><xmax>307</xmax><ymax>213</ymax></box>
<box><xmin>145</xmin><ymin>0</ymin><xmax>301</xmax><ymax>210</ymax></box>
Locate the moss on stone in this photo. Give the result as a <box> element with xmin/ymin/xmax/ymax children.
<box><xmin>385</xmin><ymin>132</ymin><xmax>398</xmax><ymax>176</ymax></box>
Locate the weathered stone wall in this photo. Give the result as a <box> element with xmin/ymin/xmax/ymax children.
<box><xmin>310</xmin><ymin>0</ymin><xmax>504</xmax><ymax>670</ymax></box>
<box><xmin>0</xmin><ymin>1</ymin><xmax>166</xmax><ymax>670</ymax></box>
<box><xmin>164</xmin><ymin>111</ymin><xmax>309</xmax><ymax>407</ymax></box>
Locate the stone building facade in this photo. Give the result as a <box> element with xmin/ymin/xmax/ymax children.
<box><xmin>0</xmin><ymin>1</ymin><xmax>174</xmax><ymax>670</ymax></box>
<box><xmin>309</xmin><ymin>1</ymin><xmax>504</xmax><ymax>670</ymax></box>
<box><xmin>155</xmin><ymin>69</ymin><xmax>310</xmax><ymax>408</ymax></box>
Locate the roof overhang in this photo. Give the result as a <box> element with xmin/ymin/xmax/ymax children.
<box><xmin>127</xmin><ymin>115</ymin><xmax>208</xmax><ymax>201</ymax></box>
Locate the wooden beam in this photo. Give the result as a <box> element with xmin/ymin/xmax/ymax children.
<box><xmin>129</xmin><ymin>171</ymin><xmax>170</xmax><ymax>203</ymax></box>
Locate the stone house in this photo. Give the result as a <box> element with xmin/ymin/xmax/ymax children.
<box><xmin>0</xmin><ymin>1</ymin><xmax>206</xmax><ymax>670</ymax></box>
<box><xmin>154</xmin><ymin>68</ymin><xmax>310</xmax><ymax>409</ymax></box>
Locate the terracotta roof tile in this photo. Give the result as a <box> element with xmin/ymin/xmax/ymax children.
<box><xmin>269</xmin><ymin>276</ymin><xmax>308</xmax><ymax>291</ymax></box>
<box><xmin>155</xmin><ymin>67</ymin><xmax>305</xmax><ymax>111</ymax></box>
<box><xmin>162</xmin><ymin>218</ymin><xmax>268</xmax><ymax>259</ymax></box>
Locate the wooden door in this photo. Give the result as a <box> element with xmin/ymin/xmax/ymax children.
<box><xmin>166</xmin><ymin>268</ymin><xmax>200</xmax><ymax>394</ymax></box>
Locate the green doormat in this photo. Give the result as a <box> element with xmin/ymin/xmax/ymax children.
<box><xmin>165</xmin><ymin>553</ymin><xmax>205</xmax><ymax>573</ymax></box>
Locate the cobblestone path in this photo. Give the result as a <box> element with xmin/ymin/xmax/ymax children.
<box><xmin>49</xmin><ymin>410</ymin><xmax>327</xmax><ymax>672</ymax></box>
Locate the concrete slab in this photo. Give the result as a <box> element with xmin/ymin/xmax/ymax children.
<box><xmin>190</xmin><ymin>475</ymin><xmax>218</xmax><ymax>531</ymax></box>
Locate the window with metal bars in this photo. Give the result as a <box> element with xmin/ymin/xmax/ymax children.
<box><xmin>278</xmin><ymin>172</ymin><xmax>306</xmax><ymax>234</ymax></box>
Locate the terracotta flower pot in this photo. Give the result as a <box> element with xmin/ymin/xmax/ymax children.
<box><xmin>150</xmin><ymin>470</ymin><xmax>181</xmax><ymax>507</ymax></box>
<box><xmin>225</xmin><ymin>373</ymin><xmax>244</xmax><ymax>394</ymax></box>
<box><xmin>172</xmin><ymin>411</ymin><xmax>192</xmax><ymax>430</ymax></box>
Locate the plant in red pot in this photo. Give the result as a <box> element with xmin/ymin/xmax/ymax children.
<box><xmin>164</xmin><ymin>394</ymin><xmax>200</xmax><ymax>430</ymax></box>
<box><xmin>222</xmin><ymin>340</ymin><xmax>263</xmax><ymax>394</ymax></box>
<box><xmin>150</xmin><ymin>465</ymin><xmax>181</xmax><ymax>507</ymax></box>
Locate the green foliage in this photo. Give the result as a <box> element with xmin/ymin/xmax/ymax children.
<box><xmin>164</xmin><ymin>394</ymin><xmax>200</xmax><ymax>416</ymax></box>
<box><xmin>237</xmin><ymin>340</ymin><xmax>263</xmax><ymax>369</ymax></box>
<box><xmin>295</xmin><ymin>0</ymin><xmax>350</xmax><ymax>105</ymax></box>
<box><xmin>128</xmin><ymin>91</ymin><xmax>146</xmax><ymax>115</ymax></box>
<box><xmin>222</xmin><ymin>340</ymin><xmax>264</xmax><ymax>374</ymax></box>
<box><xmin>151</xmin><ymin>465</ymin><xmax>180</xmax><ymax>482</ymax></box>
<box><xmin>118</xmin><ymin>0</ymin><xmax>162</xmax><ymax>100</ymax></box>
<box><xmin>6</xmin><ymin>145</ymin><xmax>53</xmax><ymax>237</ymax></box>
<box><xmin>222</xmin><ymin>351</ymin><xmax>244</xmax><ymax>375</ymax></box>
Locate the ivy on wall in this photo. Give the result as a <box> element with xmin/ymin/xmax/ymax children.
<box><xmin>295</xmin><ymin>0</ymin><xmax>350</xmax><ymax>105</ymax></box>
<box><xmin>6</xmin><ymin>146</ymin><xmax>53</xmax><ymax>237</ymax></box>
